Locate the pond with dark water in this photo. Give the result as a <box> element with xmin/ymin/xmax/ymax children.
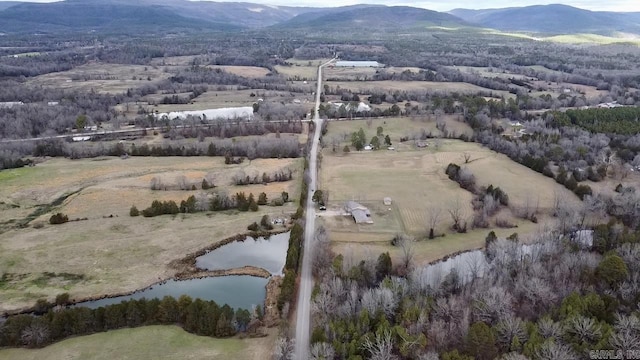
<box><xmin>195</xmin><ymin>231</ymin><xmax>290</xmax><ymax>274</ymax></box>
<box><xmin>75</xmin><ymin>275</ymin><xmax>267</xmax><ymax>310</ymax></box>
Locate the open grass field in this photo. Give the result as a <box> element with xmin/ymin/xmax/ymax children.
<box><xmin>322</xmin><ymin>116</ymin><xmax>473</xmax><ymax>145</ymax></box>
<box><xmin>274</xmin><ymin>58</ymin><xmax>334</xmax><ymax>80</ymax></box>
<box><xmin>330</xmin><ymin>218</ymin><xmax>553</xmax><ymax>267</ymax></box>
<box><xmin>0</xmin><ymin>325</ymin><xmax>276</xmax><ymax>360</ymax></box>
<box><xmin>324</xmin><ymin>80</ymin><xmax>511</xmax><ymax>97</ymax></box>
<box><xmin>447</xmin><ymin>66</ymin><xmax>533</xmax><ymax>81</ymax></box>
<box><xmin>318</xmin><ymin>132</ymin><xmax>578</xmax><ymax>266</ymax></box>
<box><xmin>274</xmin><ymin>64</ymin><xmax>317</xmax><ymax>80</ymax></box>
<box><xmin>324</xmin><ymin>66</ymin><xmax>378</xmax><ymax>80</ymax></box>
<box><xmin>545</xmin><ymin>34</ymin><xmax>640</xmax><ymax>45</ymax></box>
<box><xmin>149</xmin><ymin>55</ymin><xmax>201</xmax><ymax>66</ymax></box>
<box><xmin>324</xmin><ymin>66</ymin><xmax>428</xmax><ymax>81</ymax></box>
<box><xmin>126</xmin><ymin>87</ymin><xmax>312</xmax><ymax>116</ymax></box>
<box><xmin>0</xmin><ymin>156</ymin><xmax>301</xmax><ymax>312</ymax></box>
<box><xmin>207</xmin><ymin>65</ymin><xmax>272</xmax><ymax>78</ymax></box>
<box><xmin>145</xmin><ymin>88</ymin><xmax>258</xmax><ymax>113</ymax></box>
<box><xmin>28</xmin><ymin>63</ymin><xmax>170</xmax><ymax>94</ymax></box>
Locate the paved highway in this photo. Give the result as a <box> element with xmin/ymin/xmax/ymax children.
<box><xmin>294</xmin><ymin>58</ymin><xmax>334</xmax><ymax>359</ymax></box>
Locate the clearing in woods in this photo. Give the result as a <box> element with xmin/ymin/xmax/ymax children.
<box><xmin>0</xmin><ymin>156</ymin><xmax>301</xmax><ymax>313</ymax></box>
<box><xmin>319</xmin><ymin>131</ymin><xmax>579</xmax><ymax>266</ymax></box>
<box><xmin>324</xmin><ymin>80</ymin><xmax>512</xmax><ymax>97</ymax></box>
<box><xmin>0</xmin><ymin>325</ymin><xmax>277</xmax><ymax>360</ymax></box>
<box><xmin>28</xmin><ymin>63</ymin><xmax>171</xmax><ymax>94</ymax></box>
<box><xmin>322</xmin><ymin>116</ymin><xmax>473</xmax><ymax>143</ymax></box>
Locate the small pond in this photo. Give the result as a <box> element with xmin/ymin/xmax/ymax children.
<box><xmin>196</xmin><ymin>231</ymin><xmax>290</xmax><ymax>275</ymax></box>
<box><xmin>75</xmin><ymin>275</ymin><xmax>267</xmax><ymax>311</ymax></box>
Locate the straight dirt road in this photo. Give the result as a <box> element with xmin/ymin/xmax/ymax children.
<box><xmin>294</xmin><ymin>58</ymin><xmax>334</xmax><ymax>359</ymax></box>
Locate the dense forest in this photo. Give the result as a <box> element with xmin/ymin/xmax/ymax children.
<box><xmin>285</xmin><ymin>221</ymin><xmax>640</xmax><ymax>359</ymax></box>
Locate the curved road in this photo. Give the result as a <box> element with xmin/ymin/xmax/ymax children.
<box><xmin>294</xmin><ymin>58</ymin><xmax>334</xmax><ymax>359</ymax></box>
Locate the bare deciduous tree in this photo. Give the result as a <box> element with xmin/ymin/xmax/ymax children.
<box><xmin>448</xmin><ymin>197</ymin><xmax>467</xmax><ymax>232</ymax></box>
<box><xmin>427</xmin><ymin>206</ymin><xmax>442</xmax><ymax>239</ymax></box>
<box><xmin>362</xmin><ymin>330</ymin><xmax>397</xmax><ymax>360</ymax></box>
<box><xmin>176</xmin><ymin>175</ymin><xmax>189</xmax><ymax>190</ymax></box>
<box><xmin>272</xmin><ymin>337</ymin><xmax>295</xmax><ymax>360</ymax></box>
<box><xmin>20</xmin><ymin>320</ymin><xmax>50</xmax><ymax>347</ymax></box>
<box><xmin>395</xmin><ymin>234</ymin><xmax>415</xmax><ymax>271</ymax></box>
<box><xmin>535</xmin><ymin>340</ymin><xmax>578</xmax><ymax>360</ymax></box>
<box><xmin>150</xmin><ymin>176</ymin><xmax>164</xmax><ymax>190</ymax></box>
<box><xmin>310</xmin><ymin>342</ymin><xmax>336</xmax><ymax>360</ymax></box>
<box><xmin>495</xmin><ymin>316</ymin><xmax>527</xmax><ymax>348</ymax></box>
<box><xmin>567</xmin><ymin>316</ymin><xmax>602</xmax><ymax>343</ymax></box>
<box><xmin>312</xmin><ymin>226</ymin><xmax>333</xmax><ymax>279</ymax></box>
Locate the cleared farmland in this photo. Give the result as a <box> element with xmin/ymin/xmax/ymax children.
<box><xmin>0</xmin><ymin>156</ymin><xmax>301</xmax><ymax>312</ymax></box>
<box><xmin>322</xmin><ymin>116</ymin><xmax>473</xmax><ymax>143</ymax></box>
<box><xmin>324</xmin><ymin>80</ymin><xmax>511</xmax><ymax>97</ymax></box>
<box><xmin>28</xmin><ymin>63</ymin><xmax>171</xmax><ymax>94</ymax></box>
<box><xmin>319</xmin><ymin>134</ymin><xmax>578</xmax><ymax>266</ymax></box>
<box><xmin>0</xmin><ymin>325</ymin><xmax>276</xmax><ymax>360</ymax></box>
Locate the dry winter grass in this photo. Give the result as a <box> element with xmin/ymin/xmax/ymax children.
<box><xmin>0</xmin><ymin>156</ymin><xmax>301</xmax><ymax>312</ymax></box>
<box><xmin>324</xmin><ymin>80</ymin><xmax>512</xmax><ymax>97</ymax></box>
<box><xmin>322</xmin><ymin>116</ymin><xmax>473</xmax><ymax>144</ymax></box>
<box><xmin>207</xmin><ymin>65</ymin><xmax>271</xmax><ymax>78</ymax></box>
<box><xmin>0</xmin><ymin>325</ymin><xmax>277</xmax><ymax>360</ymax></box>
<box><xmin>29</xmin><ymin>63</ymin><xmax>171</xmax><ymax>94</ymax></box>
<box><xmin>319</xmin><ymin>134</ymin><xmax>576</xmax><ymax>266</ymax></box>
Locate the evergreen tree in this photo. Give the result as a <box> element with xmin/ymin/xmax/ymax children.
<box><xmin>129</xmin><ymin>205</ymin><xmax>139</xmax><ymax>217</ymax></box>
<box><xmin>375</xmin><ymin>252</ymin><xmax>392</xmax><ymax>281</ymax></box>
<box><xmin>466</xmin><ymin>322</ymin><xmax>498</xmax><ymax>360</ymax></box>
<box><xmin>384</xmin><ymin>135</ymin><xmax>392</xmax><ymax>146</ymax></box>
<box><xmin>257</xmin><ymin>192</ymin><xmax>268</xmax><ymax>205</ymax></box>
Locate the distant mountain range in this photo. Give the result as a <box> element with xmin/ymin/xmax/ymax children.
<box><xmin>0</xmin><ymin>1</ymin><xmax>638</xmax><ymax>36</ymax></box>
<box><xmin>273</xmin><ymin>5</ymin><xmax>468</xmax><ymax>32</ymax></box>
<box><xmin>450</xmin><ymin>4</ymin><xmax>640</xmax><ymax>35</ymax></box>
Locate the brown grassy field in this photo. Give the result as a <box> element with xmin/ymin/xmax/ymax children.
<box><xmin>323</xmin><ymin>66</ymin><xmax>429</xmax><ymax>81</ymax></box>
<box><xmin>149</xmin><ymin>55</ymin><xmax>201</xmax><ymax>66</ymax></box>
<box><xmin>447</xmin><ymin>66</ymin><xmax>533</xmax><ymax>81</ymax></box>
<box><xmin>324</xmin><ymin>80</ymin><xmax>511</xmax><ymax>97</ymax></box>
<box><xmin>0</xmin><ymin>156</ymin><xmax>301</xmax><ymax>312</ymax></box>
<box><xmin>207</xmin><ymin>65</ymin><xmax>272</xmax><ymax>78</ymax></box>
<box><xmin>28</xmin><ymin>63</ymin><xmax>171</xmax><ymax>94</ymax></box>
<box><xmin>274</xmin><ymin>64</ymin><xmax>317</xmax><ymax>80</ymax></box>
<box><xmin>322</xmin><ymin>116</ymin><xmax>473</xmax><ymax>146</ymax></box>
<box><xmin>122</xmin><ymin>87</ymin><xmax>310</xmax><ymax>116</ymax></box>
<box><xmin>0</xmin><ymin>325</ymin><xmax>277</xmax><ymax>360</ymax></box>
<box><xmin>331</xmin><ymin>218</ymin><xmax>552</xmax><ymax>267</ymax></box>
<box><xmin>324</xmin><ymin>66</ymin><xmax>378</xmax><ymax>80</ymax></box>
<box><xmin>318</xmin><ymin>133</ymin><xmax>577</xmax><ymax>266</ymax></box>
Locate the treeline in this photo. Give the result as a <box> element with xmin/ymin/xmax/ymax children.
<box><xmin>0</xmin><ymin>295</ymin><xmax>256</xmax><ymax>349</ymax></box>
<box><xmin>445</xmin><ymin>163</ymin><xmax>477</xmax><ymax>192</ymax></box>
<box><xmin>0</xmin><ymin>136</ymin><xmax>302</xmax><ymax>170</ymax></box>
<box><xmin>128</xmin><ymin>137</ymin><xmax>301</xmax><ymax>160</ymax></box>
<box><xmin>549</xmin><ymin>107</ymin><xmax>640</xmax><ymax>135</ymax></box>
<box><xmin>277</xmin><ymin>222</ymin><xmax>303</xmax><ymax>312</ymax></box>
<box><xmin>0</xmin><ymin>50</ymin><xmax>87</xmax><ymax>78</ymax></box>
<box><xmin>445</xmin><ymin>163</ymin><xmax>513</xmax><ymax>229</ymax></box>
<box><xmin>233</xmin><ymin>168</ymin><xmax>293</xmax><ymax>186</ymax></box>
<box><xmin>276</xmin><ymin>154</ymin><xmax>309</xmax><ymax>315</ymax></box>
<box><xmin>132</xmin><ymin>191</ymin><xmax>289</xmax><ymax>217</ymax></box>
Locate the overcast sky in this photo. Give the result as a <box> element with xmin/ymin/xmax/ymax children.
<box><xmin>4</xmin><ymin>0</ymin><xmax>640</xmax><ymax>12</ymax></box>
